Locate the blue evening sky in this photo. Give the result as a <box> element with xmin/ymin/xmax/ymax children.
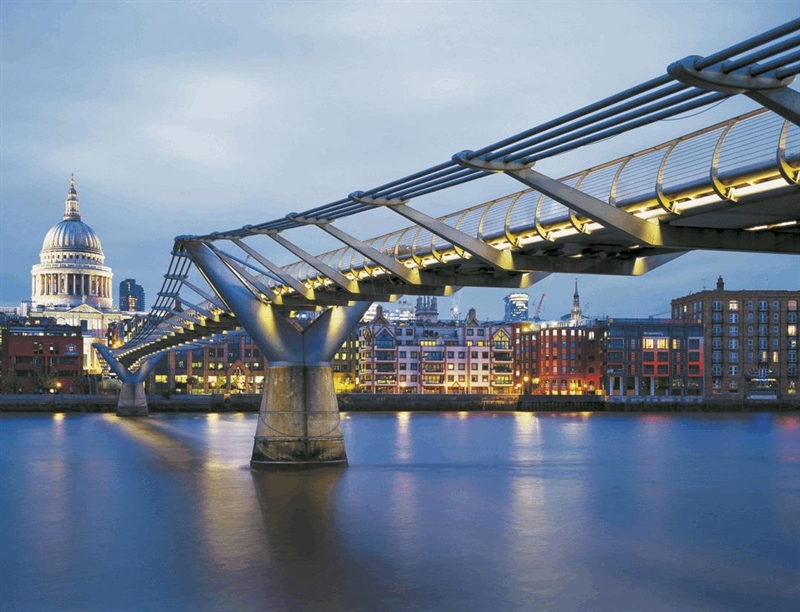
<box><xmin>1</xmin><ymin>1</ymin><xmax>797</xmax><ymax>321</ymax></box>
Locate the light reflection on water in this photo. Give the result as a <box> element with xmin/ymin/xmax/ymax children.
<box><xmin>1</xmin><ymin>411</ymin><xmax>799</xmax><ymax>611</ymax></box>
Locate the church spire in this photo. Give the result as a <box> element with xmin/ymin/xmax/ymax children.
<box><xmin>64</xmin><ymin>173</ymin><xmax>81</xmax><ymax>221</ymax></box>
<box><xmin>570</xmin><ymin>278</ymin><xmax>582</xmax><ymax>321</ymax></box>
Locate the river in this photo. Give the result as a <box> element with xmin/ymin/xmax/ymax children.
<box><xmin>1</xmin><ymin>411</ymin><xmax>798</xmax><ymax>611</ymax></box>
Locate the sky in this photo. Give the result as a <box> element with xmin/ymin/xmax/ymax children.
<box><xmin>1</xmin><ymin>1</ymin><xmax>798</xmax><ymax>322</ymax></box>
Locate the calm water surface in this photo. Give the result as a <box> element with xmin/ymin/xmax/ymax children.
<box><xmin>1</xmin><ymin>411</ymin><xmax>799</xmax><ymax>612</ymax></box>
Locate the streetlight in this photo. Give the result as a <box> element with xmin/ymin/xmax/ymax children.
<box><xmin>523</xmin><ymin>375</ymin><xmax>529</xmax><ymax>395</ymax></box>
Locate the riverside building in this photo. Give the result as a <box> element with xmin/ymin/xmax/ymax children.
<box><xmin>357</xmin><ymin>306</ymin><xmax>514</xmax><ymax>394</ymax></box>
<box><xmin>0</xmin><ymin>316</ymin><xmax>83</xmax><ymax>394</ymax></box>
<box><xmin>671</xmin><ymin>277</ymin><xmax>799</xmax><ymax>399</ymax></box>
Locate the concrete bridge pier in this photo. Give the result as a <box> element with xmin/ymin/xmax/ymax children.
<box><xmin>249</xmin><ymin>302</ymin><xmax>371</xmax><ymax>467</ymax></box>
<box><xmin>93</xmin><ymin>344</ymin><xmax>163</xmax><ymax>416</ymax></box>
<box><xmin>255</xmin><ymin>364</ymin><xmax>344</xmax><ymax>466</ymax></box>
<box><xmin>250</xmin><ymin>302</ymin><xmax>370</xmax><ymax>468</ymax></box>
<box><xmin>184</xmin><ymin>241</ymin><xmax>371</xmax><ymax>469</ymax></box>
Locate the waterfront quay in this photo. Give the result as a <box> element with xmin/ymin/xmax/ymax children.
<box><xmin>1</xmin><ymin>393</ymin><xmax>798</xmax><ymax>414</ymax></box>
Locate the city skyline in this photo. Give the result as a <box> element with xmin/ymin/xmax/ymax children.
<box><xmin>1</xmin><ymin>2</ymin><xmax>797</xmax><ymax>320</ymax></box>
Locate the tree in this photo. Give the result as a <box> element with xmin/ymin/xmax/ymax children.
<box><xmin>0</xmin><ymin>371</ymin><xmax>22</xmax><ymax>394</ymax></box>
<box><xmin>35</xmin><ymin>373</ymin><xmax>58</xmax><ymax>393</ymax></box>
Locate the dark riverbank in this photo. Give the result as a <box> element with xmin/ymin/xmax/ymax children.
<box><xmin>0</xmin><ymin>393</ymin><xmax>798</xmax><ymax>413</ymax></box>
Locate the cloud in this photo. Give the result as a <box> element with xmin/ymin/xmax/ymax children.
<box><xmin>1</xmin><ymin>1</ymin><xmax>797</xmax><ymax>317</ymax></box>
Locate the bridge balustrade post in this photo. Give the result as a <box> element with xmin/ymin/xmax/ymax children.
<box><xmin>184</xmin><ymin>241</ymin><xmax>371</xmax><ymax>469</ymax></box>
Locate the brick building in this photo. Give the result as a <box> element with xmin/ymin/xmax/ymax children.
<box><xmin>0</xmin><ymin>316</ymin><xmax>84</xmax><ymax>393</ymax></box>
<box><xmin>357</xmin><ymin>306</ymin><xmax>514</xmax><ymax>394</ymax></box>
<box><xmin>672</xmin><ymin>277</ymin><xmax>798</xmax><ymax>399</ymax></box>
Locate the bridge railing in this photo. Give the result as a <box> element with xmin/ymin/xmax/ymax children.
<box><xmin>249</xmin><ymin>109</ymin><xmax>797</xmax><ymax>292</ymax></box>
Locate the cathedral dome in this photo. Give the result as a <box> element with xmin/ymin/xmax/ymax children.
<box><xmin>42</xmin><ymin>219</ymin><xmax>103</xmax><ymax>254</ymax></box>
<box><xmin>40</xmin><ymin>175</ymin><xmax>104</xmax><ymax>256</ymax></box>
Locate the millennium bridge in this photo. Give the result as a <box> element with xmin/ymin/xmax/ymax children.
<box><xmin>95</xmin><ymin>19</ymin><xmax>800</xmax><ymax>468</ymax></box>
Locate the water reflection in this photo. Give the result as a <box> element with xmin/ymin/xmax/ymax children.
<box><xmin>394</xmin><ymin>411</ymin><xmax>413</xmax><ymax>462</ymax></box>
<box><xmin>249</xmin><ymin>467</ymin><xmax>361</xmax><ymax>610</ymax></box>
<box><xmin>1</xmin><ymin>411</ymin><xmax>799</xmax><ymax>611</ymax></box>
<box><xmin>511</xmin><ymin>412</ymin><xmax>541</xmax><ymax>462</ymax></box>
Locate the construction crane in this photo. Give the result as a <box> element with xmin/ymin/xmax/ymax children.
<box><xmin>533</xmin><ymin>293</ymin><xmax>545</xmax><ymax>321</ymax></box>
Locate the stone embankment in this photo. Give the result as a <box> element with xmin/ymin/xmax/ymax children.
<box><xmin>0</xmin><ymin>393</ymin><xmax>798</xmax><ymax>413</ymax></box>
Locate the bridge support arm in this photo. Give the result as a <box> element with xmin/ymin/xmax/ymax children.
<box><xmin>746</xmin><ymin>88</ymin><xmax>800</xmax><ymax>126</ymax></box>
<box><xmin>183</xmin><ymin>240</ymin><xmax>372</xmax><ymax>469</ymax></box>
<box><xmin>454</xmin><ymin>152</ymin><xmax>800</xmax><ymax>254</ymax></box>
<box><xmin>93</xmin><ymin>344</ymin><xmax>163</xmax><ymax>416</ymax></box>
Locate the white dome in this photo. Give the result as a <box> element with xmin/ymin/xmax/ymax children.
<box><xmin>41</xmin><ymin>219</ymin><xmax>103</xmax><ymax>255</ymax></box>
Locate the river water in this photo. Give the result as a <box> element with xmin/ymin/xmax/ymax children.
<box><xmin>1</xmin><ymin>411</ymin><xmax>798</xmax><ymax>612</ymax></box>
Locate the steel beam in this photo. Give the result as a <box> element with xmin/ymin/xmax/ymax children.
<box><xmin>746</xmin><ymin>88</ymin><xmax>800</xmax><ymax>125</ymax></box>
<box><xmin>232</xmin><ymin>238</ymin><xmax>317</xmax><ymax>301</ymax></box>
<box><xmin>288</xmin><ymin>215</ymin><xmax>427</xmax><ymax>286</ymax></box>
<box><xmin>179</xmin><ymin>279</ymin><xmax>227</xmax><ymax>313</ymax></box>
<box><xmin>268</xmin><ymin>232</ymin><xmax>360</xmax><ymax>293</ymax></box>
<box><xmin>667</xmin><ymin>55</ymin><xmax>799</xmax><ymax>124</ymax></box>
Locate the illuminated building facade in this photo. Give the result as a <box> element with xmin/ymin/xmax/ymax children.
<box><xmin>672</xmin><ymin>277</ymin><xmax>798</xmax><ymax>399</ymax></box>
<box><xmin>513</xmin><ymin>317</ymin><xmax>704</xmax><ymax>397</ymax></box>
<box><xmin>150</xmin><ymin>331</ymin><xmax>266</xmax><ymax>395</ymax></box>
<box><xmin>603</xmin><ymin>319</ymin><xmax>704</xmax><ymax>397</ymax></box>
<box><xmin>513</xmin><ymin>319</ymin><xmax>604</xmax><ymax>395</ymax></box>
<box><xmin>0</xmin><ymin>316</ymin><xmax>84</xmax><ymax>393</ymax></box>
<box><xmin>504</xmin><ymin>292</ymin><xmax>529</xmax><ymax>322</ymax></box>
<box><xmin>358</xmin><ymin>307</ymin><xmax>514</xmax><ymax>394</ymax></box>
<box><xmin>119</xmin><ymin>279</ymin><xmax>145</xmax><ymax>312</ymax></box>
